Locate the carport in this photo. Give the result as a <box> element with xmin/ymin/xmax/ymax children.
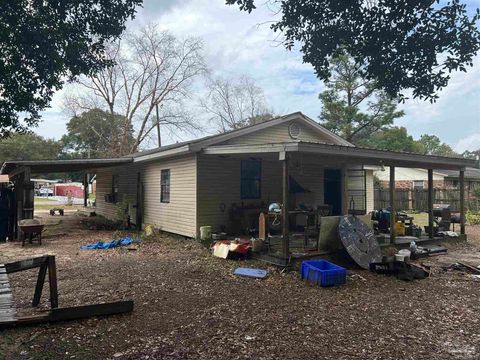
<box><xmin>0</xmin><ymin>158</ymin><xmax>133</xmax><ymax>239</ymax></box>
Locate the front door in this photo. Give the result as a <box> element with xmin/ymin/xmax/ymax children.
<box><xmin>324</xmin><ymin>169</ymin><xmax>342</xmax><ymax>216</ymax></box>
<box><xmin>135</xmin><ymin>172</ymin><xmax>143</xmax><ymax>230</ymax></box>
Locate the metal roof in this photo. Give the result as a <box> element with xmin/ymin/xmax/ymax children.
<box><xmin>202</xmin><ymin>141</ymin><xmax>477</xmax><ymax>170</ymax></box>
<box><xmin>0</xmin><ymin>158</ymin><xmax>134</xmax><ymax>175</ymax></box>
<box><xmin>129</xmin><ymin>112</ymin><xmax>353</xmax><ymax>161</ymax></box>
<box><xmin>439</xmin><ymin>167</ymin><xmax>480</xmax><ymax>179</ymax></box>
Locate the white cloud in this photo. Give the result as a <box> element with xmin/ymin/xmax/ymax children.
<box><xmin>455</xmin><ymin>133</ymin><xmax>480</xmax><ymax>153</ymax></box>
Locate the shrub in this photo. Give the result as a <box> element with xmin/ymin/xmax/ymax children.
<box><xmin>466</xmin><ymin>211</ymin><xmax>480</xmax><ymax>225</ymax></box>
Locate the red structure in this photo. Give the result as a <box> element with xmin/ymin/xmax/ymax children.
<box><xmin>54</xmin><ymin>183</ymin><xmax>84</xmax><ymax>198</ymax></box>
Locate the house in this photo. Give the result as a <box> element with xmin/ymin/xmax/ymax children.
<box><xmin>375</xmin><ymin>167</ymin><xmax>480</xmax><ymax>191</ymax></box>
<box><xmin>374</xmin><ymin>168</ymin><xmax>446</xmax><ymax>189</ymax></box>
<box><xmin>1</xmin><ymin>112</ymin><xmax>476</xmax><ymax>260</ymax></box>
<box><xmin>440</xmin><ymin>168</ymin><xmax>480</xmax><ymax>191</ymax></box>
<box><xmin>53</xmin><ymin>182</ymin><xmax>84</xmax><ymax>198</ymax></box>
<box><xmin>92</xmin><ymin>112</ymin><xmax>374</xmax><ymax>238</ymax></box>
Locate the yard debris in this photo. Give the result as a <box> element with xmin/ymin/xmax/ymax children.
<box><xmin>442</xmin><ymin>262</ymin><xmax>480</xmax><ymax>275</ymax></box>
<box><xmin>369</xmin><ymin>261</ymin><xmax>429</xmax><ymax>281</ymax></box>
<box><xmin>233</xmin><ymin>267</ymin><xmax>267</xmax><ymax>279</ymax></box>
<box><xmin>211</xmin><ymin>240</ymin><xmax>251</xmax><ymax>259</ymax></box>
<box><xmin>410</xmin><ymin>244</ymin><xmax>448</xmax><ymax>260</ymax></box>
<box><xmin>338</xmin><ymin>215</ymin><xmax>382</xmax><ymax>269</ymax></box>
<box><xmin>80</xmin><ymin>236</ymin><xmax>135</xmax><ymax>250</ymax></box>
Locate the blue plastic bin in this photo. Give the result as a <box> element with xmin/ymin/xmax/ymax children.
<box><xmin>300</xmin><ymin>260</ymin><xmax>346</xmax><ymax>287</ymax></box>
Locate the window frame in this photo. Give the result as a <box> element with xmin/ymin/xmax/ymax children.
<box><xmin>160</xmin><ymin>169</ymin><xmax>171</xmax><ymax>203</ymax></box>
<box><xmin>240</xmin><ymin>159</ymin><xmax>262</xmax><ymax>200</ymax></box>
<box><xmin>413</xmin><ymin>180</ymin><xmax>424</xmax><ymax>190</ymax></box>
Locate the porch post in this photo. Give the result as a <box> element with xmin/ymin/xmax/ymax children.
<box><xmin>389</xmin><ymin>166</ymin><xmax>396</xmax><ymax>244</ymax></box>
<box><xmin>83</xmin><ymin>173</ymin><xmax>88</xmax><ymax>207</ymax></box>
<box><xmin>460</xmin><ymin>169</ymin><xmax>466</xmax><ymax>235</ymax></box>
<box><xmin>428</xmin><ymin>169</ymin><xmax>434</xmax><ymax>239</ymax></box>
<box><xmin>23</xmin><ymin>166</ymin><xmax>34</xmax><ymax>220</ymax></box>
<box><xmin>14</xmin><ymin>174</ymin><xmax>24</xmax><ymax>240</ymax></box>
<box><xmin>341</xmin><ymin>165</ymin><xmax>349</xmax><ymax>215</ymax></box>
<box><xmin>281</xmin><ymin>152</ymin><xmax>289</xmax><ymax>258</ymax></box>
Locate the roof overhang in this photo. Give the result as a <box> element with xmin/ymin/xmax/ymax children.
<box><xmin>132</xmin><ymin>145</ymin><xmax>190</xmax><ymax>163</ymax></box>
<box><xmin>202</xmin><ymin>142</ymin><xmax>477</xmax><ymax>170</ymax></box>
<box><xmin>0</xmin><ymin>158</ymin><xmax>134</xmax><ymax>176</ymax></box>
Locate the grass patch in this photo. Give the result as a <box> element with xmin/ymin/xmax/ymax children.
<box><xmin>34</xmin><ymin>196</ymin><xmax>57</xmax><ymax>202</ymax></box>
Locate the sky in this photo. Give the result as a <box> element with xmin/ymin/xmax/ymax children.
<box><xmin>37</xmin><ymin>0</ymin><xmax>480</xmax><ymax>153</ymax></box>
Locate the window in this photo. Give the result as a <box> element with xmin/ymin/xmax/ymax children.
<box><xmin>111</xmin><ymin>174</ymin><xmax>119</xmax><ymax>203</ymax></box>
<box><xmin>241</xmin><ymin>159</ymin><xmax>261</xmax><ymax>199</ymax></box>
<box><xmin>413</xmin><ymin>180</ymin><xmax>424</xmax><ymax>190</ymax></box>
<box><xmin>161</xmin><ymin>169</ymin><xmax>170</xmax><ymax>203</ymax></box>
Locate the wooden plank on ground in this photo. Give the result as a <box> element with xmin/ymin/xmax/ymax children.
<box><xmin>0</xmin><ymin>264</ymin><xmax>16</xmax><ymax>323</ymax></box>
<box><xmin>0</xmin><ymin>301</ymin><xmax>133</xmax><ymax>329</ymax></box>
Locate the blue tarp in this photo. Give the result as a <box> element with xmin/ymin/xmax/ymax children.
<box><xmin>81</xmin><ymin>237</ymin><xmax>134</xmax><ymax>250</ymax></box>
<box><xmin>233</xmin><ymin>267</ymin><xmax>268</xmax><ymax>279</ymax></box>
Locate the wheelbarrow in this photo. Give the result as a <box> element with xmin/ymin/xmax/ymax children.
<box><xmin>18</xmin><ymin>219</ymin><xmax>45</xmax><ymax>246</ymax></box>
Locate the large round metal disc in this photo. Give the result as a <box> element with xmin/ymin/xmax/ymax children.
<box><xmin>338</xmin><ymin>215</ymin><xmax>382</xmax><ymax>269</ymax></box>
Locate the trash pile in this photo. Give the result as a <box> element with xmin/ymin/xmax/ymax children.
<box><xmin>211</xmin><ymin>239</ymin><xmax>251</xmax><ymax>259</ymax></box>
<box><xmin>442</xmin><ymin>261</ymin><xmax>480</xmax><ymax>280</ymax></box>
<box><xmin>339</xmin><ymin>215</ymin><xmax>447</xmax><ymax>282</ymax></box>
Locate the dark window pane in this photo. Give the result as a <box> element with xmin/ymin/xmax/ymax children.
<box><xmin>161</xmin><ymin>169</ymin><xmax>170</xmax><ymax>203</ymax></box>
<box><xmin>241</xmin><ymin>160</ymin><xmax>261</xmax><ymax>199</ymax></box>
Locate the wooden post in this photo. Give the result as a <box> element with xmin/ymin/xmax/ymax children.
<box><xmin>47</xmin><ymin>256</ymin><xmax>59</xmax><ymax>309</ymax></box>
<box><xmin>389</xmin><ymin>166</ymin><xmax>396</xmax><ymax>244</ymax></box>
<box><xmin>83</xmin><ymin>173</ymin><xmax>88</xmax><ymax>207</ymax></box>
<box><xmin>282</xmin><ymin>154</ymin><xmax>289</xmax><ymax>259</ymax></box>
<box><xmin>340</xmin><ymin>165</ymin><xmax>349</xmax><ymax>215</ymax></box>
<box><xmin>32</xmin><ymin>263</ymin><xmax>48</xmax><ymax>307</ymax></box>
<box><xmin>15</xmin><ymin>174</ymin><xmax>24</xmax><ymax>240</ymax></box>
<box><xmin>428</xmin><ymin>169</ymin><xmax>434</xmax><ymax>239</ymax></box>
<box><xmin>460</xmin><ymin>169</ymin><xmax>466</xmax><ymax>235</ymax></box>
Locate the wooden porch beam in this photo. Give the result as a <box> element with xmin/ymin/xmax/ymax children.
<box><xmin>83</xmin><ymin>173</ymin><xmax>88</xmax><ymax>207</ymax></box>
<box><xmin>389</xmin><ymin>166</ymin><xmax>396</xmax><ymax>244</ymax></box>
<box><xmin>460</xmin><ymin>169</ymin><xmax>465</xmax><ymax>235</ymax></box>
<box><xmin>282</xmin><ymin>154</ymin><xmax>289</xmax><ymax>259</ymax></box>
<box><xmin>428</xmin><ymin>169</ymin><xmax>434</xmax><ymax>239</ymax></box>
<box><xmin>8</xmin><ymin>166</ymin><xmax>28</xmax><ymax>179</ymax></box>
<box><xmin>342</xmin><ymin>165</ymin><xmax>349</xmax><ymax>215</ymax></box>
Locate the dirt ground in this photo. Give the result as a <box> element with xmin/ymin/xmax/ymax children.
<box><xmin>1</xmin><ymin>213</ymin><xmax>480</xmax><ymax>360</ymax></box>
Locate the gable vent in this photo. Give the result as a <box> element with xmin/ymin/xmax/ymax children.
<box><xmin>288</xmin><ymin>122</ymin><xmax>301</xmax><ymax>139</ymax></box>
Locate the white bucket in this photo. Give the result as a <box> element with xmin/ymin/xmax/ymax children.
<box><xmin>395</xmin><ymin>254</ymin><xmax>406</xmax><ymax>262</ymax></box>
<box><xmin>398</xmin><ymin>249</ymin><xmax>411</xmax><ymax>261</ymax></box>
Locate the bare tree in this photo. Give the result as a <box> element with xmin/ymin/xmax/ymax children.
<box><xmin>201</xmin><ymin>75</ymin><xmax>273</xmax><ymax>132</ymax></box>
<box><xmin>65</xmin><ymin>24</ymin><xmax>207</xmax><ymax>154</ymax></box>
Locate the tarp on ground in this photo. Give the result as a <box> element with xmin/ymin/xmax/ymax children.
<box><xmin>81</xmin><ymin>237</ymin><xmax>134</xmax><ymax>250</ymax></box>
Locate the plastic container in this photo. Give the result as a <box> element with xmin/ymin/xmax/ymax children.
<box><xmin>394</xmin><ymin>222</ymin><xmax>406</xmax><ymax>236</ymax></box>
<box><xmin>395</xmin><ymin>254</ymin><xmax>406</xmax><ymax>262</ymax></box>
<box><xmin>300</xmin><ymin>260</ymin><xmax>347</xmax><ymax>287</ymax></box>
<box><xmin>397</xmin><ymin>249</ymin><xmax>411</xmax><ymax>262</ymax></box>
<box><xmin>200</xmin><ymin>226</ymin><xmax>212</xmax><ymax>241</ymax></box>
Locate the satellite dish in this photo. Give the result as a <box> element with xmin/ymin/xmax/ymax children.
<box><xmin>338</xmin><ymin>215</ymin><xmax>382</xmax><ymax>269</ymax></box>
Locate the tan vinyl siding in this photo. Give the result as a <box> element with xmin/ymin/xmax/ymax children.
<box><xmin>142</xmin><ymin>155</ymin><xmax>197</xmax><ymax>237</ymax></box>
<box><xmin>95</xmin><ymin>165</ymin><xmax>137</xmax><ymax>221</ymax></box>
<box><xmin>197</xmin><ymin>155</ymin><xmax>281</xmax><ymax>234</ymax></box>
<box><xmin>95</xmin><ymin>154</ymin><xmax>197</xmax><ymax>238</ymax></box>
<box><xmin>221</xmin><ymin>121</ymin><xmax>335</xmax><ymax>145</ymax></box>
<box><xmin>197</xmin><ymin>154</ymin><xmax>328</xmax><ymax>234</ymax></box>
